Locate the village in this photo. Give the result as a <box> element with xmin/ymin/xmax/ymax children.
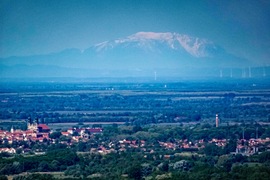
<box><xmin>1</xmin><ymin>117</ymin><xmax>270</xmax><ymax>158</ymax></box>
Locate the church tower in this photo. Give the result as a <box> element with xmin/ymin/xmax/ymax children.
<box><xmin>10</xmin><ymin>126</ymin><xmax>14</xmax><ymax>133</ymax></box>
<box><xmin>27</xmin><ymin>117</ymin><xmax>38</xmax><ymax>131</ymax></box>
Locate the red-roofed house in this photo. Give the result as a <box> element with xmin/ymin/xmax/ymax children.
<box><xmin>88</xmin><ymin>128</ymin><xmax>103</xmax><ymax>134</ymax></box>
<box><xmin>38</xmin><ymin>124</ymin><xmax>50</xmax><ymax>133</ymax></box>
<box><xmin>0</xmin><ymin>148</ymin><xmax>16</xmax><ymax>154</ymax></box>
<box><xmin>61</xmin><ymin>132</ymin><xmax>70</xmax><ymax>136</ymax></box>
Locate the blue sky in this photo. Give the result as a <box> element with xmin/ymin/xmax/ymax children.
<box><xmin>0</xmin><ymin>0</ymin><xmax>269</xmax><ymax>64</ymax></box>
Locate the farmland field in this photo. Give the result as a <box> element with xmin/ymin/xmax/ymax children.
<box><xmin>0</xmin><ymin>79</ymin><xmax>270</xmax><ymax>130</ymax></box>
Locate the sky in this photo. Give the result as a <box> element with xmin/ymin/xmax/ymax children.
<box><xmin>0</xmin><ymin>0</ymin><xmax>269</xmax><ymax>65</ymax></box>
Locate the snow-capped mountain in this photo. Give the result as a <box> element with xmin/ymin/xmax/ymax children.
<box><xmin>0</xmin><ymin>32</ymin><xmax>252</xmax><ymax>78</ymax></box>
<box><xmin>81</xmin><ymin>31</ymin><xmax>247</xmax><ymax>70</ymax></box>
<box><xmin>94</xmin><ymin>32</ymin><xmax>220</xmax><ymax>58</ymax></box>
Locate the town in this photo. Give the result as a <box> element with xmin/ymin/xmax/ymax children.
<box><xmin>1</xmin><ymin>115</ymin><xmax>270</xmax><ymax>179</ymax></box>
<box><xmin>0</xmin><ymin>81</ymin><xmax>270</xmax><ymax>179</ymax></box>
<box><xmin>1</xmin><ymin>115</ymin><xmax>270</xmax><ymax>156</ymax></box>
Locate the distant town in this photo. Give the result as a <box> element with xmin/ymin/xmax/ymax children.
<box><xmin>0</xmin><ymin>81</ymin><xmax>270</xmax><ymax>179</ymax></box>
<box><xmin>1</xmin><ymin>116</ymin><xmax>270</xmax><ymax>157</ymax></box>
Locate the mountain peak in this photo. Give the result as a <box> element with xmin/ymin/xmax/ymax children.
<box><xmin>0</xmin><ymin>31</ymin><xmax>251</xmax><ymax>78</ymax></box>
<box><xmin>128</xmin><ymin>32</ymin><xmax>174</xmax><ymax>41</ymax></box>
<box><xmin>93</xmin><ymin>32</ymin><xmax>217</xmax><ymax>58</ymax></box>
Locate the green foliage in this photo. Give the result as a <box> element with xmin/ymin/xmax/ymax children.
<box><xmin>191</xmin><ymin>114</ymin><xmax>201</xmax><ymax>121</ymax></box>
<box><xmin>171</xmin><ymin>172</ymin><xmax>189</xmax><ymax>180</ymax></box>
<box><xmin>128</xmin><ymin>164</ymin><xmax>142</xmax><ymax>180</ymax></box>
<box><xmin>203</xmin><ymin>143</ymin><xmax>223</xmax><ymax>156</ymax></box>
<box><xmin>0</xmin><ymin>175</ymin><xmax>8</xmax><ymax>180</ymax></box>
<box><xmin>223</xmin><ymin>139</ymin><xmax>237</xmax><ymax>154</ymax></box>
<box><xmin>49</xmin><ymin>132</ymin><xmax>62</xmax><ymax>139</ymax></box>
<box><xmin>76</xmin><ymin>142</ymin><xmax>87</xmax><ymax>152</ymax></box>
<box><xmin>233</xmin><ymin>154</ymin><xmax>247</xmax><ymax>163</ymax></box>
<box><xmin>132</xmin><ymin>126</ymin><xmax>143</xmax><ymax>133</ymax></box>
<box><xmin>0</xmin><ymin>152</ymin><xmax>11</xmax><ymax>158</ymax></box>
<box><xmin>0</xmin><ymin>149</ymin><xmax>78</xmax><ymax>175</ymax></box>
<box><xmin>159</xmin><ymin>162</ymin><xmax>169</xmax><ymax>172</ymax></box>
<box><xmin>258</xmin><ymin>151</ymin><xmax>270</xmax><ymax>163</ymax></box>
<box><xmin>13</xmin><ymin>174</ymin><xmax>55</xmax><ymax>180</ymax></box>
<box><xmin>38</xmin><ymin>161</ymin><xmax>49</xmax><ymax>172</ymax></box>
<box><xmin>64</xmin><ymin>164</ymin><xmax>82</xmax><ymax>177</ymax></box>
<box><xmin>231</xmin><ymin>165</ymin><xmax>270</xmax><ymax>180</ymax></box>
<box><xmin>172</xmin><ymin>160</ymin><xmax>191</xmax><ymax>171</ymax></box>
<box><xmin>47</xmin><ymin>143</ymin><xmax>67</xmax><ymax>151</ymax></box>
<box><xmin>1</xmin><ymin>82</ymin><xmax>270</xmax><ymax>126</ymax></box>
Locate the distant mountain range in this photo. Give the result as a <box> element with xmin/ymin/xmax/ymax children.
<box><xmin>0</xmin><ymin>32</ymin><xmax>261</xmax><ymax>78</ymax></box>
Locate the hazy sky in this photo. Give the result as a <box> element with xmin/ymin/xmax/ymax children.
<box><xmin>1</xmin><ymin>0</ymin><xmax>269</xmax><ymax>64</ymax></box>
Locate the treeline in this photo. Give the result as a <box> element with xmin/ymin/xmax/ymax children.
<box><xmin>1</xmin><ymin>88</ymin><xmax>270</xmax><ymax>125</ymax></box>
<box><xmin>0</xmin><ymin>148</ymin><xmax>78</xmax><ymax>175</ymax></box>
<box><xmin>1</xmin><ymin>148</ymin><xmax>270</xmax><ymax>179</ymax></box>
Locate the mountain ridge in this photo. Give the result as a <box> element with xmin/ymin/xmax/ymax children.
<box><xmin>0</xmin><ymin>32</ymin><xmax>254</xmax><ymax>78</ymax></box>
<box><xmin>93</xmin><ymin>32</ymin><xmax>220</xmax><ymax>58</ymax></box>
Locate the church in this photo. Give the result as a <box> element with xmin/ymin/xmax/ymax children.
<box><xmin>27</xmin><ymin>117</ymin><xmax>50</xmax><ymax>133</ymax></box>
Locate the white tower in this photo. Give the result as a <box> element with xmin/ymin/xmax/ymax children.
<box><xmin>10</xmin><ymin>126</ymin><xmax>14</xmax><ymax>133</ymax></box>
<box><xmin>216</xmin><ymin>114</ymin><xmax>219</xmax><ymax>128</ymax></box>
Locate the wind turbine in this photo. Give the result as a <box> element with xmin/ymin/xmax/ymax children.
<box><xmin>263</xmin><ymin>66</ymin><xmax>266</xmax><ymax>77</ymax></box>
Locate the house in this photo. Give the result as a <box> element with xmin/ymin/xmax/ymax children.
<box><xmin>0</xmin><ymin>148</ymin><xmax>16</xmax><ymax>154</ymax></box>
<box><xmin>38</xmin><ymin>124</ymin><xmax>50</xmax><ymax>133</ymax></box>
<box><xmin>88</xmin><ymin>128</ymin><xmax>103</xmax><ymax>134</ymax></box>
<box><xmin>61</xmin><ymin>132</ymin><xmax>70</xmax><ymax>136</ymax></box>
<box><xmin>67</xmin><ymin>128</ymin><xmax>74</xmax><ymax>134</ymax></box>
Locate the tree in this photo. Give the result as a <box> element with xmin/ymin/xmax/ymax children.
<box><xmin>16</xmin><ymin>148</ymin><xmax>23</xmax><ymax>154</ymax></box>
<box><xmin>161</xmin><ymin>162</ymin><xmax>169</xmax><ymax>172</ymax></box>
<box><xmin>258</xmin><ymin>151</ymin><xmax>270</xmax><ymax>163</ymax></box>
<box><xmin>13</xmin><ymin>174</ymin><xmax>55</xmax><ymax>180</ymax></box>
<box><xmin>64</xmin><ymin>165</ymin><xmax>82</xmax><ymax>177</ymax></box>
<box><xmin>128</xmin><ymin>164</ymin><xmax>142</xmax><ymax>180</ymax></box>
<box><xmin>0</xmin><ymin>175</ymin><xmax>8</xmax><ymax>180</ymax></box>
<box><xmin>38</xmin><ymin>161</ymin><xmax>49</xmax><ymax>172</ymax></box>
<box><xmin>141</xmin><ymin>163</ymin><xmax>152</xmax><ymax>177</ymax></box>
<box><xmin>217</xmin><ymin>155</ymin><xmax>232</xmax><ymax>171</ymax></box>
<box><xmin>49</xmin><ymin>132</ymin><xmax>62</xmax><ymax>139</ymax></box>
<box><xmin>204</xmin><ymin>144</ymin><xmax>223</xmax><ymax>156</ymax></box>
<box><xmin>234</xmin><ymin>154</ymin><xmax>247</xmax><ymax>163</ymax></box>
<box><xmin>77</xmin><ymin>142</ymin><xmax>87</xmax><ymax>152</ymax></box>
<box><xmin>192</xmin><ymin>114</ymin><xmax>201</xmax><ymax>121</ymax></box>
<box><xmin>173</xmin><ymin>160</ymin><xmax>190</xmax><ymax>171</ymax></box>
<box><xmin>132</xmin><ymin>126</ymin><xmax>142</xmax><ymax>133</ymax></box>
<box><xmin>50</xmin><ymin>160</ymin><xmax>60</xmax><ymax>171</ymax></box>
<box><xmin>12</xmin><ymin>161</ymin><xmax>22</xmax><ymax>174</ymax></box>
<box><xmin>223</xmin><ymin>139</ymin><xmax>237</xmax><ymax>154</ymax></box>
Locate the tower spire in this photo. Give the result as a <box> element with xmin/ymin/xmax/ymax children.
<box><xmin>10</xmin><ymin>126</ymin><xmax>14</xmax><ymax>133</ymax></box>
<box><xmin>256</xmin><ymin>127</ymin><xmax>258</xmax><ymax>139</ymax></box>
